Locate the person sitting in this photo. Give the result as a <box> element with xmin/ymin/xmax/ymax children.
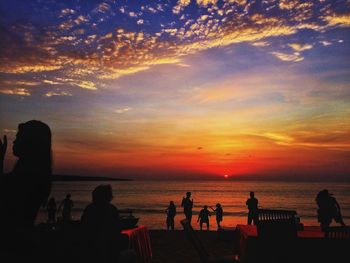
<box><xmin>316</xmin><ymin>189</ymin><xmax>346</xmax><ymax>230</ymax></box>
<box><xmin>80</xmin><ymin>184</ymin><xmax>130</xmax><ymax>263</ymax></box>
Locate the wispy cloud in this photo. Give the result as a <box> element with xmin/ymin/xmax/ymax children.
<box><xmin>271</xmin><ymin>52</ymin><xmax>304</xmax><ymax>62</ymax></box>
<box><xmin>0</xmin><ymin>88</ymin><xmax>30</xmax><ymax>96</ymax></box>
<box><xmin>45</xmin><ymin>91</ymin><xmax>72</xmax><ymax>97</ymax></box>
<box><xmin>115</xmin><ymin>107</ymin><xmax>132</xmax><ymax>114</ymax></box>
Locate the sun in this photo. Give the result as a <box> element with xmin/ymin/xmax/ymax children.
<box><xmin>224</xmin><ymin>174</ymin><xmax>229</xmax><ymax>179</ymax></box>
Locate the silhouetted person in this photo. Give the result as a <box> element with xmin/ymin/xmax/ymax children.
<box><xmin>181</xmin><ymin>191</ymin><xmax>194</xmax><ymax>224</ymax></box>
<box><xmin>81</xmin><ymin>184</ymin><xmax>126</xmax><ymax>263</ymax></box>
<box><xmin>198</xmin><ymin>205</ymin><xmax>211</xmax><ymax>231</ymax></box>
<box><xmin>210</xmin><ymin>203</ymin><xmax>223</xmax><ymax>229</ymax></box>
<box><xmin>59</xmin><ymin>194</ymin><xmax>74</xmax><ymax>222</ymax></box>
<box><xmin>0</xmin><ymin>120</ymin><xmax>52</xmax><ymax>261</ymax></box>
<box><xmin>246</xmin><ymin>191</ymin><xmax>258</xmax><ymax>225</ymax></box>
<box><xmin>165</xmin><ymin>201</ymin><xmax>176</xmax><ymax>230</ymax></box>
<box><xmin>46</xmin><ymin>197</ymin><xmax>57</xmax><ymax>224</ymax></box>
<box><xmin>316</xmin><ymin>189</ymin><xmax>346</xmax><ymax>230</ymax></box>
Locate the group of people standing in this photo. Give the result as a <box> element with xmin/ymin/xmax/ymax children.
<box><xmin>165</xmin><ymin>191</ymin><xmax>231</xmax><ymax>231</ymax></box>
<box><xmin>46</xmin><ymin>194</ymin><xmax>74</xmax><ymax>224</ymax></box>
<box><xmin>165</xmin><ymin>189</ymin><xmax>346</xmax><ymax>231</ymax></box>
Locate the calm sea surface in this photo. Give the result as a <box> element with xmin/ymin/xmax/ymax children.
<box><xmin>36</xmin><ymin>180</ymin><xmax>350</xmax><ymax>230</ymax></box>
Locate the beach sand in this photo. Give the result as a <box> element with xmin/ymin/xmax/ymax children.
<box><xmin>32</xmin><ymin>223</ymin><xmax>238</xmax><ymax>263</ymax></box>
<box><xmin>149</xmin><ymin>229</ymin><xmax>238</xmax><ymax>263</ymax></box>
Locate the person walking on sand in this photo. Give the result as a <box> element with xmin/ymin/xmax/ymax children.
<box><xmin>316</xmin><ymin>189</ymin><xmax>346</xmax><ymax>230</ymax></box>
<box><xmin>181</xmin><ymin>191</ymin><xmax>194</xmax><ymax>224</ymax></box>
<box><xmin>46</xmin><ymin>197</ymin><xmax>57</xmax><ymax>224</ymax></box>
<box><xmin>165</xmin><ymin>201</ymin><xmax>176</xmax><ymax>230</ymax></box>
<box><xmin>210</xmin><ymin>203</ymin><xmax>223</xmax><ymax>229</ymax></box>
<box><xmin>198</xmin><ymin>205</ymin><xmax>211</xmax><ymax>231</ymax></box>
<box><xmin>59</xmin><ymin>193</ymin><xmax>74</xmax><ymax>222</ymax></box>
<box><xmin>246</xmin><ymin>191</ymin><xmax>258</xmax><ymax>225</ymax></box>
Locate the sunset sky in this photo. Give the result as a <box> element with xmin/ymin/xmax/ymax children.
<box><xmin>1</xmin><ymin>0</ymin><xmax>349</xmax><ymax>180</ymax></box>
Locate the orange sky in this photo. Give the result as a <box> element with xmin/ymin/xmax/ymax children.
<box><xmin>1</xmin><ymin>0</ymin><xmax>350</xmax><ymax>180</ymax></box>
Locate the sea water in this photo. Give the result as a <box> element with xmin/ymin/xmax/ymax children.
<box><xmin>36</xmin><ymin>180</ymin><xmax>350</xmax><ymax>230</ymax></box>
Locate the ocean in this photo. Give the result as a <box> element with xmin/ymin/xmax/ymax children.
<box><xmin>36</xmin><ymin>180</ymin><xmax>350</xmax><ymax>230</ymax></box>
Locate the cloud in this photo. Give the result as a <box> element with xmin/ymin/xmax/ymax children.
<box><xmin>0</xmin><ymin>0</ymin><xmax>349</xmax><ymax>97</ymax></box>
<box><xmin>324</xmin><ymin>13</ymin><xmax>350</xmax><ymax>27</ymax></box>
<box><xmin>288</xmin><ymin>43</ymin><xmax>313</xmax><ymax>52</ymax></box>
<box><xmin>59</xmin><ymin>8</ymin><xmax>75</xmax><ymax>17</ymax></box>
<box><xmin>93</xmin><ymin>3</ymin><xmax>111</xmax><ymax>14</ymax></box>
<box><xmin>251</xmin><ymin>41</ymin><xmax>270</xmax><ymax>47</ymax></box>
<box><xmin>196</xmin><ymin>0</ymin><xmax>218</xmax><ymax>7</ymax></box>
<box><xmin>320</xmin><ymin>41</ymin><xmax>332</xmax><ymax>46</ymax></box>
<box><xmin>173</xmin><ymin>0</ymin><xmax>191</xmax><ymax>14</ymax></box>
<box><xmin>271</xmin><ymin>52</ymin><xmax>304</xmax><ymax>62</ymax></box>
<box><xmin>115</xmin><ymin>107</ymin><xmax>132</xmax><ymax>114</ymax></box>
<box><xmin>1</xmin><ymin>80</ymin><xmax>40</xmax><ymax>86</ymax></box>
<box><xmin>279</xmin><ymin>0</ymin><xmax>299</xmax><ymax>10</ymax></box>
<box><xmin>45</xmin><ymin>91</ymin><xmax>72</xmax><ymax>97</ymax></box>
<box><xmin>0</xmin><ymin>88</ymin><xmax>30</xmax><ymax>96</ymax></box>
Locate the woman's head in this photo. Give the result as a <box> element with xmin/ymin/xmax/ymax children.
<box><xmin>13</xmin><ymin>120</ymin><xmax>51</xmax><ymax>158</ymax></box>
<box><xmin>92</xmin><ymin>184</ymin><xmax>113</xmax><ymax>203</ymax></box>
<box><xmin>13</xmin><ymin>120</ymin><xmax>52</xmax><ymax>175</ymax></box>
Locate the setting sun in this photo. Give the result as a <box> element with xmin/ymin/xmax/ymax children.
<box><xmin>224</xmin><ymin>174</ymin><xmax>229</xmax><ymax>179</ymax></box>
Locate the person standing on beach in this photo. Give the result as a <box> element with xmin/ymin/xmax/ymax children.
<box><xmin>59</xmin><ymin>193</ymin><xmax>74</xmax><ymax>222</ymax></box>
<box><xmin>46</xmin><ymin>197</ymin><xmax>57</xmax><ymax>224</ymax></box>
<box><xmin>316</xmin><ymin>189</ymin><xmax>346</xmax><ymax>230</ymax></box>
<box><xmin>246</xmin><ymin>191</ymin><xmax>258</xmax><ymax>225</ymax></box>
<box><xmin>0</xmin><ymin>120</ymin><xmax>53</xmax><ymax>261</ymax></box>
<box><xmin>165</xmin><ymin>201</ymin><xmax>176</xmax><ymax>230</ymax></box>
<box><xmin>197</xmin><ymin>205</ymin><xmax>211</xmax><ymax>231</ymax></box>
<box><xmin>210</xmin><ymin>203</ymin><xmax>223</xmax><ymax>229</ymax></box>
<box><xmin>181</xmin><ymin>191</ymin><xmax>194</xmax><ymax>224</ymax></box>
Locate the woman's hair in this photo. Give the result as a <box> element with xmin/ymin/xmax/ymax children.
<box><xmin>92</xmin><ymin>184</ymin><xmax>113</xmax><ymax>203</ymax></box>
<box><xmin>12</xmin><ymin>120</ymin><xmax>53</xmax><ymax>209</ymax></box>
<box><xmin>13</xmin><ymin>120</ymin><xmax>52</xmax><ymax>176</ymax></box>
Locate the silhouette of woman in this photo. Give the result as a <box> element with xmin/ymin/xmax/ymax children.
<box><xmin>316</xmin><ymin>189</ymin><xmax>346</xmax><ymax>230</ymax></box>
<box><xmin>165</xmin><ymin>201</ymin><xmax>176</xmax><ymax>230</ymax></box>
<box><xmin>210</xmin><ymin>203</ymin><xmax>223</xmax><ymax>229</ymax></box>
<box><xmin>0</xmin><ymin>120</ymin><xmax>52</xmax><ymax>259</ymax></box>
<box><xmin>46</xmin><ymin>197</ymin><xmax>57</xmax><ymax>224</ymax></box>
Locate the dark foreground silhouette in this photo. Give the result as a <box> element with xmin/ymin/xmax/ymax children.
<box><xmin>80</xmin><ymin>184</ymin><xmax>125</xmax><ymax>263</ymax></box>
<box><xmin>246</xmin><ymin>191</ymin><xmax>258</xmax><ymax>225</ymax></box>
<box><xmin>58</xmin><ymin>193</ymin><xmax>74</xmax><ymax>222</ymax></box>
<box><xmin>316</xmin><ymin>189</ymin><xmax>346</xmax><ymax>230</ymax></box>
<box><xmin>165</xmin><ymin>201</ymin><xmax>176</xmax><ymax>230</ymax></box>
<box><xmin>0</xmin><ymin>120</ymin><xmax>52</xmax><ymax>262</ymax></box>
<box><xmin>181</xmin><ymin>191</ymin><xmax>194</xmax><ymax>224</ymax></box>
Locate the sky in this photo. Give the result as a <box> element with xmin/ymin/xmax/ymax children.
<box><xmin>0</xmin><ymin>0</ymin><xmax>349</xmax><ymax>180</ymax></box>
